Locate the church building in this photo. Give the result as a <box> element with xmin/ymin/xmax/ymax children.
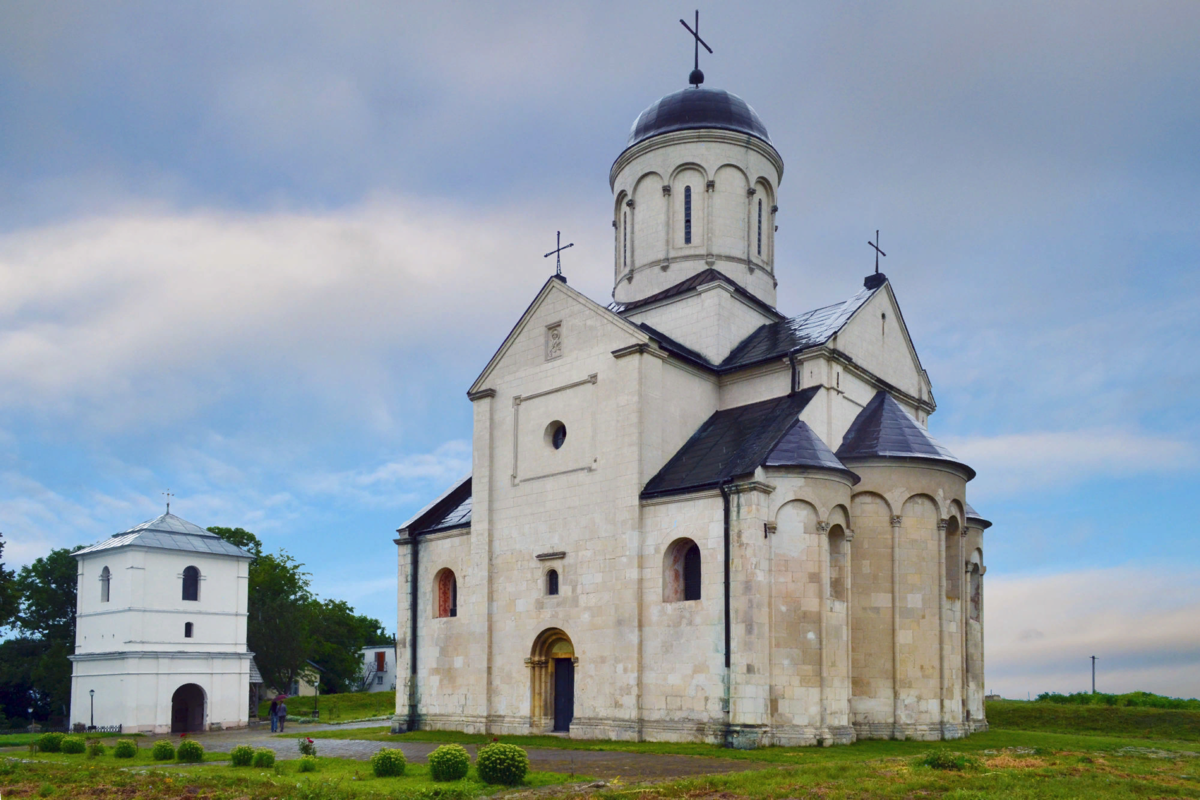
<box><xmin>394</xmin><ymin>58</ymin><xmax>992</xmax><ymax>747</ymax></box>
<box><xmin>70</xmin><ymin>512</ymin><xmax>255</xmax><ymax>733</ymax></box>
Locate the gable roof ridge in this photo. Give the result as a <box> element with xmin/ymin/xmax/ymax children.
<box><xmin>612</xmin><ymin>268</ymin><xmax>781</xmax><ymax>318</ymax></box>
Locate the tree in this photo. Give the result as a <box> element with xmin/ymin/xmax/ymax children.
<box><xmin>245</xmin><ymin>550</ymin><xmax>314</xmax><ymax>692</ymax></box>
<box><xmin>15</xmin><ymin>547</ymin><xmax>81</xmax><ymax>643</ymax></box>
<box><xmin>307</xmin><ymin>599</ymin><xmax>393</xmax><ymax>693</ymax></box>
<box><xmin>0</xmin><ymin>532</ymin><xmax>18</xmax><ymax>630</ymax></box>
<box><xmin>207</xmin><ymin>526</ymin><xmax>263</xmax><ymax>560</ymax></box>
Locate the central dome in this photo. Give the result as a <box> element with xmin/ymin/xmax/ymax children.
<box><xmin>626</xmin><ymin>87</ymin><xmax>770</xmax><ymax>150</ymax></box>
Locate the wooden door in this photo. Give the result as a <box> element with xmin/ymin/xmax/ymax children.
<box><xmin>552</xmin><ymin>658</ymin><xmax>574</xmax><ymax>732</ymax></box>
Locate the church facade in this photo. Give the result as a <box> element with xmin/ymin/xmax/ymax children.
<box><xmin>394</xmin><ymin>74</ymin><xmax>991</xmax><ymax>747</ymax></box>
<box><xmin>70</xmin><ymin>513</ymin><xmax>254</xmax><ymax>733</ymax></box>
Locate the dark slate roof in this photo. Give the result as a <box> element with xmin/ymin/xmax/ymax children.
<box><xmin>638</xmin><ymin>323</ymin><xmax>713</xmax><ymax>369</ymax></box>
<box><xmin>400</xmin><ymin>476</ymin><xmax>473</xmax><ymax>536</ymax></box>
<box><xmin>73</xmin><ymin>513</ymin><xmax>253</xmax><ymax>559</ymax></box>
<box><xmin>719</xmin><ymin>285</ymin><xmax>877</xmax><ymax>370</ymax></box>
<box><xmin>625</xmin><ymin>87</ymin><xmax>771</xmax><ymax>152</ymax></box>
<box><xmin>764</xmin><ymin>420</ymin><xmax>860</xmax><ymax>485</ymax></box>
<box><xmin>964</xmin><ymin>502</ymin><xmax>993</xmax><ymax>530</ymax></box>
<box><xmin>835</xmin><ymin>391</ymin><xmax>975</xmax><ymax>480</ymax></box>
<box><xmin>643</xmin><ymin>388</ymin><xmax>858</xmax><ymax>498</ymax></box>
<box><xmin>612</xmin><ymin>268</ymin><xmax>780</xmax><ymax>317</ymax></box>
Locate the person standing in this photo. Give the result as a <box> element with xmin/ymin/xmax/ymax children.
<box><xmin>277</xmin><ymin>699</ymin><xmax>287</xmax><ymax>733</ymax></box>
<box><xmin>268</xmin><ymin>697</ymin><xmax>279</xmax><ymax>733</ymax></box>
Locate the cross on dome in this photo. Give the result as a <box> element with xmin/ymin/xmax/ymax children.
<box><xmin>680</xmin><ymin>10</ymin><xmax>713</xmax><ymax>87</ymax></box>
<box><xmin>544</xmin><ymin>230</ymin><xmax>574</xmax><ymax>278</ymax></box>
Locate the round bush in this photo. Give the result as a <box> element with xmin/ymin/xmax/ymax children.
<box><xmin>476</xmin><ymin>742</ymin><xmax>529</xmax><ymax>786</ymax></box>
<box><xmin>370</xmin><ymin>747</ymin><xmax>407</xmax><ymax>777</ymax></box>
<box><xmin>251</xmin><ymin>748</ymin><xmax>275</xmax><ymax>768</ymax></box>
<box><xmin>113</xmin><ymin>739</ymin><xmax>137</xmax><ymax>759</ymax></box>
<box><xmin>176</xmin><ymin>739</ymin><xmax>204</xmax><ymax>763</ymax></box>
<box><xmin>36</xmin><ymin>733</ymin><xmax>65</xmax><ymax>753</ymax></box>
<box><xmin>86</xmin><ymin>740</ymin><xmax>105</xmax><ymax>758</ymax></box>
<box><xmin>60</xmin><ymin>736</ymin><xmax>86</xmax><ymax>755</ymax></box>
<box><xmin>151</xmin><ymin>740</ymin><xmax>176</xmax><ymax>761</ymax></box>
<box><xmin>297</xmin><ymin>755</ymin><xmax>318</xmax><ymax>773</ymax></box>
<box><xmin>230</xmin><ymin>744</ymin><xmax>254</xmax><ymax>767</ymax></box>
<box><xmin>427</xmin><ymin>744</ymin><xmax>470</xmax><ymax>782</ymax></box>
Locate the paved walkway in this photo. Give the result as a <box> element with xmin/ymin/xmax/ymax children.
<box><xmin>156</xmin><ymin>723</ymin><xmax>761</xmax><ymax>780</ymax></box>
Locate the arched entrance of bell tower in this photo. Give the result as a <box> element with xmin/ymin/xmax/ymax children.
<box><xmin>528</xmin><ymin>628</ymin><xmax>575</xmax><ymax>733</ymax></box>
<box><xmin>170</xmin><ymin>683</ymin><xmax>206</xmax><ymax>733</ymax></box>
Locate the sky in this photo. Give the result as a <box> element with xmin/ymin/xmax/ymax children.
<box><xmin>1</xmin><ymin>1</ymin><xmax>1198</xmax><ymax>700</ymax></box>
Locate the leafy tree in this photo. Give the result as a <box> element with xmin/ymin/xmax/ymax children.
<box><xmin>207</xmin><ymin>527</ymin><xmax>263</xmax><ymax>560</ymax></box>
<box><xmin>0</xmin><ymin>532</ymin><xmax>18</xmax><ymax>630</ymax></box>
<box><xmin>245</xmin><ymin>550</ymin><xmax>314</xmax><ymax>692</ymax></box>
<box><xmin>15</xmin><ymin>547</ymin><xmax>82</xmax><ymax>643</ymax></box>
<box><xmin>0</xmin><ymin>637</ymin><xmax>55</xmax><ymax>721</ymax></box>
<box><xmin>307</xmin><ymin>599</ymin><xmax>393</xmax><ymax>693</ymax></box>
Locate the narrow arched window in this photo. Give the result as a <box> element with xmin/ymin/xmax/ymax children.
<box><xmin>435</xmin><ymin>569</ymin><xmax>457</xmax><ymax>618</ymax></box>
<box><xmin>683</xmin><ymin>544</ymin><xmax>701</xmax><ymax>600</ymax></box>
<box><xmin>622</xmin><ymin>212</ymin><xmax>627</xmax><ymax>268</ymax></box>
<box><xmin>184</xmin><ymin>622</ymin><xmax>193</xmax><ymax>638</ymax></box>
<box><xmin>969</xmin><ymin>565</ymin><xmax>982</xmax><ymax>622</ymax></box>
<box><xmin>182</xmin><ymin>566</ymin><xmax>200</xmax><ymax>601</ymax></box>
<box><xmin>684</xmin><ymin>186</ymin><xmax>692</xmax><ymax>244</ymax></box>
<box><xmin>100</xmin><ymin>566</ymin><xmax>111</xmax><ymax>603</ymax></box>
<box><xmin>757</xmin><ymin>199</ymin><xmax>763</xmax><ymax>256</ymax></box>
<box><xmin>547</xmin><ymin>569</ymin><xmax>559</xmax><ymax>596</ymax></box>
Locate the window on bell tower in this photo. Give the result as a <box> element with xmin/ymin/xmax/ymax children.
<box><xmin>684</xmin><ymin>186</ymin><xmax>692</xmax><ymax>244</ymax></box>
<box><xmin>757</xmin><ymin>199</ymin><xmax>763</xmax><ymax>256</ymax></box>
<box><xmin>100</xmin><ymin>566</ymin><xmax>110</xmax><ymax>603</ymax></box>
<box><xmin>622</xmin><ymin>212</ymin><xmax>627</xmax><ymax>268</ymax></box>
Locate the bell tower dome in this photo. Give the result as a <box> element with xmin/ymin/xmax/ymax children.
<box><xmin>609</xmin><ymin>85</ymin><xmax>784</xmax><ymax>308</ymax></box>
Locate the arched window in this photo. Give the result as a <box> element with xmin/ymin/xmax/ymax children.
<box><xmin>546</xmin><ymin>569</ymin><xmax>559</xmax><ymax>596</ymax></box>
<box><xmin>184</xmin><ymin>622</ymin><xmax>193</xmax><ymax>638</ymax></box>
<box><xmin>664</xmin><ymin>538</ymin><xmax>701</xmax><ymax>602</ymax></box>
<box><xmin>182</xmin><ymin>566</ymin><xmax>200</xmax><ymax>602</ymax></box>
<box><xmin>683</xmin><ymin>186</ymin><xmax>692</xmax><ymax>244</ymax></box>
<box><xmin>435</xmin><ymin>569</ymin><xmax>457</xmax><ymax>618</ymax></box>
<box><xmin>757</xmin><ymin>199</ymin><xmax>763</xmax><ymax>256</ymax></box>
<box><xmin>945</xmin><ymin>517</ymin><xmax>961</xmax><ymax>599</ymax></box>
<box><xmin>99</xmin><ymin>566</ymin><xmax>111</xmax><ymax>603</ymax></box>
<box><xmin>622</xmin><ymin>212</ymin><xmax>627</xmax><ymax>268</ymax></box>
<box><xmin>969</xmin><ymin>563</ymin><xmax>982</xmax><ymax>622</ymax></box>
<box><xmin>828</xmin><ymin>527</ymin><xmax>847</xmax><ymax>601</ymax></box>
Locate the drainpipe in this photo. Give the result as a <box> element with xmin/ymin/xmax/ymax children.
<box><xmin>408</xmin><ymin>529</ymin><xmax>420</xmax><ymax>731</ymax></box>
<box><xmin>720</xmin><ymin>479</ymin><xmax>733</xmax><ymax>747</ymax></box>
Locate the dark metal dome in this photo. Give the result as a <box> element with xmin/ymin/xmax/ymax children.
<box><xmin>626</xmin><ymin>87</ymin><xmax>771</xmax><ymax>149</ymax></box>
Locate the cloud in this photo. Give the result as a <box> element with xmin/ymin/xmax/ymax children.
<box><xmin>945</xmin><ymin>429</ymin><xmax>1197</xmax><ymax>498</ymax></box>
<box><xmin>301</xmin><ymin>440</ymin><xmax>471</xmax><ymax>509</ymax></box>
<box><xmin>987</xmin><ymin>566</ymin><xmax>1200</xmax><ymax>698</ymax></box>
<box><xmin>0</xmin><ymin>197</ymin><xmax>612</xmax><ymax>435</ymax></box>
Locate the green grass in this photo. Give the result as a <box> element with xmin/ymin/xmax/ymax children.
<box><xmin>260</xmin><ymin>690</ymin><xmax>396</xmax><ymax>722</ymax></box>
<box><xmin>0</xmin><ymin>731</ymin><xmax>135</xmax><ymax>748</ymax></box>
<box><xmin>1</xmin><ymin>753</ymin><xmax>582</xmax><ymax>799</ymax></box>
<box><xmin>988</xmin><ymin>698</ymin><xmax>1200</xmax><ymax>741</ymax></box>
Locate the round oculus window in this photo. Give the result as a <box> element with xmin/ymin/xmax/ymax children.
<box><xmin>545</xmin><ymin>421</ymin><xmax>567</xmax><ymax>450</ymax></box>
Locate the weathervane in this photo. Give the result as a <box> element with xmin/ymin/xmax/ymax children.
<box><xmin>162</xmin><ymin>490</ymin><xmax>174</xmax><ymax>514</ymax></box>
<box><xmin>868</xmin><ymin>230</ymin><xmax>886</xmax><ymax>274</ymax></box>
<box><xmin>680</xmin><ymin>10</ymin><xmax>712</xmax><ymax>87</ymax></box>
<box><xmin>544</xmin><ymin>231</ymin><xmax>574</xmax><ymax>277</ymax></box>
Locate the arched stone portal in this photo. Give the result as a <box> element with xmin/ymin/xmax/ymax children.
<box><xmin>171</xmin><ymin>683</ymin><xmax>206</xmax><ymax>733</ymax></box>
<box><xmin>527</xmin><ymin>629</ymin><xmax>576</xmax><ymax>733</ymax></box>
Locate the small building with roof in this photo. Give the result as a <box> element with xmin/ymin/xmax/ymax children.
<box><xmin>393</xmin><ymin>46</ymin><xmax>993</xmax><ymax>747</ymax></box>
<box><xmin>69</xmin><ymin>511</ymin><xmax>254</xmax><ymax>733</ymax></box>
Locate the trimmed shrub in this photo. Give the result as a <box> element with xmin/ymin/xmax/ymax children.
<box><xmin>176</xmin><ymin>738</ymin><xmax>204</xmax><ymax>762</ymax></box>
<box><xmin>151</xmin><ymin>740</ymin><xmax>176</xmax><ymax>761</ymax></box>
<box><xmin>370</xmin><ymin>747</ymin><xmax>407</xmax><ymax>777</ymax></box>
<box><xmin>428</xmin><ymin>744</ymin><xmax>471</xmax><ymax>782</ymax></box>
<box><xmin>230</xmin><ymin>745</ymin><xmax>255</xmax><ymax>767</ymax></box>
<box><xmin>251</xmin><ymin>748</ymin><xmax>276</xmax><ymax>768</ymax></box>
<box><xmin>60</xmin><ymin>736</ymin><xmax>86</xmax><ymax>755</ymax></box>
<box><xmin>918</xmin><ymin>749</ymin><xmax>976</xmax><ymax>771</ymax></box>
<box><xmin>297</xmin><ymin>755</ymin><xmax>318</xmax><ymax>773</ymax></box>
<box><xmin>37</xmin><ymin>733</ymin><xmax>65</xmax><ymax>753</ymax></box>
<box><xmin>86</xmin><ymin>740</ymin><xmax>105</xmax><ymax>758</ymax></box>
<box><xmin>113</xmin><ymin>739</ymin><xmax>137</xmax><ymax>759</ymax></box>
<box><xmin>476</xmin><ymin>742</ymin><xmax>529</xmax><ymax>786</ymax></box>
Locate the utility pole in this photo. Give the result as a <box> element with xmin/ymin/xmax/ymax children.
<box><xmin>1091</xmin><ymin>655</ymin><xmax>1098</xmax><ymax>694</ymax></box>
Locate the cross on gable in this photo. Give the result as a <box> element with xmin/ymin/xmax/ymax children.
<box><xmin>162</xmin><ymin>489</ymin><xmax>174</xmax><ymax>514</ymax></box>
<box><xmin>868</xmin><ymin>230</ymin><xmax>887</xmax><ymax>275</ymax></box>
<box><xmin>680</xmin><ymin>11</ymin><xmax>713</xmax><ymax>87</ymax></box>
<box><xmin>544</xmin><ymin>231</ymin><xmax>574</xmax><ymax>277</ymax></box>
